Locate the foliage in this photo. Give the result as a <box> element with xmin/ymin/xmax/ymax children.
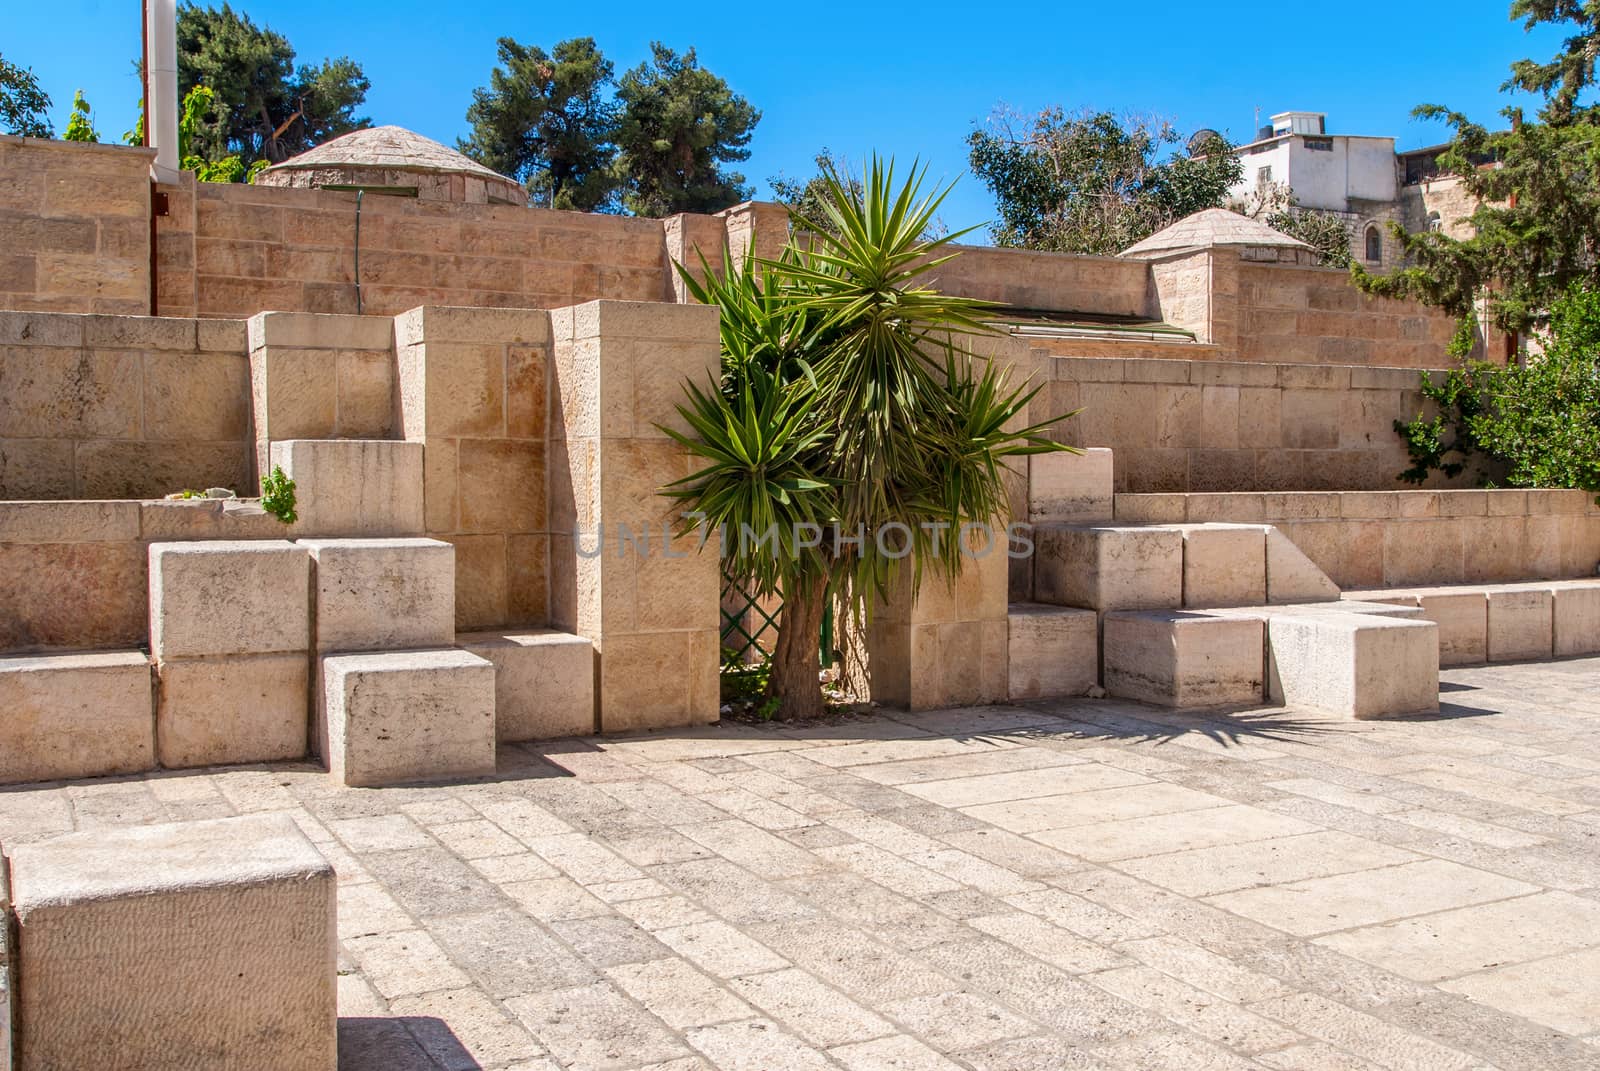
<box><xmin>260</xmin><ymin>465</ymin><xmax>298</xmax><ymax>525</ymax></box>
<box><xmin>1394</xmin><ymin>285</ymin><xmax>1600</xmax><ymax>495</ymax></box>
<box><xmin>614</xmin><ymin>44</ymin><xmax>760</xmax><ymax>217</ymax></box>
<box><xmin>664</xmin><ymin>158</ymin><xmax>1076</xmax><ymax>716</ymax></box>
<box><xmin>1232</xmin><ymin>180</ymin><xmax>1353</xmax><ymax>267</ymax></box>
<box><xmin>63</xmin><ymin>90</ymin><xmax>99</xmax><ymax>143</ymax></box>
<box><xmin>966</xmin><ymin>108</ymin><xmax>1243</xmax><ymax>254</ymax></box>
<box><xmin>769</xmin><ymin>149</ymin><xmax>863</xmax><ymax>234</ymax></box>
<box><xmin>1351</xmin><ymin>3</ymin><xmax>1600</xmax><ymax>334</ymax></box>
<box><xmin>460</xmin><ymin>37</ymin><xmax>619</xmax><ymax>211</ymax></box>
<box><xmin>0</xmin><ymin>52</ymin><xmax>53</xmax><ymax>138</ymax></box>
<box><xmin>172</xmin><ymin>2</ymin><xmax>370</xmax><ymax>167</ymax></box>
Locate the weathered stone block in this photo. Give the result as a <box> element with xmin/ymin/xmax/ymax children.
<box><xmin>1177</xmin><ymin>524</ymin><xmax>1266</xmax><ymax>608</ymax></box>
<box><xmin>1033</xmin><ymin>525</ymin><xmax>1184</xmax><ymax>612</ymax></box>
<box><xmin>321</xmin><ymin>649</ymin><xmax>496</xmax><ymax>786</ymax></box>
<box><xmin>458</xmin><ymin>630</ymin><xmax>594</xmax><ymax>741</ymax></box>
<box><xmin>1486</xmin><ymin>588</ymin><xmax>1554</xmax><ymax>662</ymax></box>
<box><xmin>270</xmin><ymin>439</ymin><xmax>424</xmax><ymax>539</ymax></box>
<box><xmin>156</xmin><ymin>653</ymin><xmax>308</xmax><ymax>769</ymax></box>
<box><xmin>0</xmin><ymin>651</ymin><xmax>153</xmax><ymax>785</ymax></box>
<box><xmin>303</xmin><ymin>538</ymin><xmax>454</xmax><ymax>652</ymax></box>
<box><xmin>148</xmin><ymin>540</ymin><xmax>309</xmax><ymax>658</ymax></box>
<box><xmin>1028</xmin><ymin>448</ymin><xmax>1113</xmax><ymax>523</ymax></box>
<box><xmin>1007</xmin><ymin>603</ymin><xmax>1098</xmax><ymax>700</ymax></box>
<box><xmin>7</xmin><ymin>814</ymin><xmax>335</xmax><ymax>1071</ymax></box>
<box><xmin>1267</xmin><ymin>614</ymin><xmax>1439</xmax><ymax>719</ymax></box>
<box><xmin>1265</xmin><ymin>526</ymin><xmax>1341</xmax><ymax>603</ymax></box>
<box><xmin>1552</xmin><ymin>582</ymin><xmax>1600</xmax><ymax>657</ymax></box>
<box><xmin>1418</xmin><ymin>590</ymin><xmax>1489</xmax><ymax>667</ymax></box>
<box><xmin>1103</xmin><ymin>610</ymin><xmax>1264</xmax><ymax>708</ymax></box>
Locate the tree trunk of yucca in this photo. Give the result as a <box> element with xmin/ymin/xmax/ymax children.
<box><xmin>768</xmin><ymin>581</ymin><xmax>826</xmax><ymax>720</ymax></box>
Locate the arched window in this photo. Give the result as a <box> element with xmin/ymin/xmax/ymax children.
<box><xmin>1365</xmin><ymin>225</ymin><xmax>1383</xmax><ymax>264</ymax></box>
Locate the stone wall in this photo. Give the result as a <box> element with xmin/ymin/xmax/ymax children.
<box><xmin>1114</xmin><ymin>488</ymin><xmax>1600</xmax><ymax>588</ymax></box>
<box><xmin>0</xmin><ymin>310</ymin><xmax>251</xmax><ymax>499</ymax></box>
<box><xmin>921</xmin><ymin>246</ymin><xmax>1152</xmax><ymax>319</ymax></box>
<box><xmin>1047</xmin><ymin>355</ymin><xmax>1464</xmax><ymax>493</ymax></box>
<box><xmin>0</xmin><ymin>136</ymin><xmax>153</xmax><ymax>315</ymax></box>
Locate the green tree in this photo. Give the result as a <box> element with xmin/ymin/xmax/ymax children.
<box><xmin>62</xmin><ymin>90</ymin><xmax>99</xmax><ymax>143</ymax></box>
<box><xmin>967</xmin><ymin>109</ymin><xmax>1243</xmax><ymax>254</ymax></box>
<box><xmin>460</xmin><ymin>37</ymin><xmax>619</xmax><ymax>211</ymax></box>
<box><xmin>0</xmin><ymin>52</ymin><xmax>53</xmax><ymax>138</ymax></box>
<box><xmin>1233</xmin><ymin>180</ymin><xmax>1353</xmax><ymax>267</ymax></box>
<box><xmin>614</xmin><ymin>44</ymin><xmax>760</xmax><ymax>217</ymax></box>
<box><xmin>173</xmin><ymin>1</ymin><xmax>370</xmax><ymax>167</ymax></box>
<box><xmin>666</xmin><ymin>160</ymin><xmax>1074</xmax><ymax>717</ymax></box>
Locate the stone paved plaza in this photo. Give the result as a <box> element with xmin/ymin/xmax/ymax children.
<box><xmin>4</xmin><ymin>659</ymin><xmax>1600</xmax><ymax>1071</ymax></box>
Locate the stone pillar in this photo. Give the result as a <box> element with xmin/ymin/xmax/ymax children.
<box><xmin>548</xmin><ymin>300</ymin><xmax>722</xmax><ymax>732</ymax></box>
<box><xmin>717</xmin><ymin>201</ymin><xmax>790</xmax><ymax>269</ymax></box>
<box><xmin>394</xmin><ymin>305</ymin><xmax>550</xmax><ymax>632</ymax></box>
<box><xmin>663</xmin><ymin>213</ymin><xmax>730</xmax><ymax>303</ymax></box>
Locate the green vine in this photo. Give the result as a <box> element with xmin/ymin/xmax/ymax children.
<box><xmin>260</xmin><ymin>465</ymin><xmax>298</xmax><ymax>525</ymax></box>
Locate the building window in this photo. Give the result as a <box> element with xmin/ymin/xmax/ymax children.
<box><xmin>1365</xmin><ymin>225</ymin><xmax>1382</xmax><ymax>264</ymax></box>
<box><xmin>1304</xmin><ymin>136</ymin><xmax>1333</xmax><ymax>152</ymax></box>
<box><xmin>1256</xmin><ymin>165</ymin><xmax>1272</xmax><ymax>190</ymax></box>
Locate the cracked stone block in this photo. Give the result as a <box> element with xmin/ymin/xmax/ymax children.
<box><xmin>7</xmin><ymin>813</ymin><xmax>336</xmax><ymax>1071</ymax></box>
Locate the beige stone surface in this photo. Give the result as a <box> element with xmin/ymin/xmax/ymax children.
<box><xmin>0</xmin><ymin>651</ymin><xmax>153</xmax><ymax>784</ymax></box>
<box><xmin>1027</xmin><ymin>448</ymin><xmax>1113</xmax><ymax>523</ymax></box>
<box><xmin>322</xmin><ymin>649</ymin><xmax>496</xmax><ymax>786</ymax></box>
<box><xmin>0</xmin><ymin>539</ymin><xmax>147</xmax><ymax>651</ymax></box>
<box><xmin>1265</xmin><ymin>526</ymin><xmax>1341</xmax><ymax>603</ymax></box>
<box><xmin>156</xmin><ymin>652</ymin><xmax>309</xmax><ymax>769</ymax></box>
<box><xmin>458</xmin><ymin>629</ymin><xmax>595</xmax><ymax>742</ymax></box>
<box><xmin>1267</xmin><ymin>613</ymin><xmax>1439</xmax><ymax>718</ymax></box>
<box><xmin>6</xmin><ymin>813</ymin><xmax>335</xmax><ymax>1071</ymax></box>
<box><xmin>148</xmin><ymin>540</ymin><xmax>310</xmax><ymax>658</ymax></box>
<box><xmin>1550</xmin><ymin>582</ymin><xmax>1600</xmax><ymax>657</ymax></box>
<box><xmin>1486</xmin><ymin>587</ymin><xmax>1554</xmax><ymax>662</ymax></box>
<box><xmin>1419</xmin><ymin>590</ymin><xmax>1489</xmax><ymax>666</ymax></box>
<box><xmin>1175</xmin><ymin>524</ymin><xmax>1266</xmax><ymax>608</ymax></box>
<box><xmin>1033</xmin><ymin>525</ymin><xmax>1184</xmax><ymax>612</ymax></box>
<box><xmin>1006</xmin><ymin>604</ymin><xmax>1098</xmax><ymax>700</ymax></box>
<box><xmin>1</xmin><ymin>832</ymin><xmax>11</xmax><ymax>1071</ymax></box>
<box><xmin>271</xmin><ymin>439</ymin><xmax>425</xmax><ymax>539</ymax></box>
<box><xmin>1102</xmin><ymin>610</ymin><xmax>1264</xmax><ymax>707</ymax></box>
<box><xmin>303</xmin><ymin>538</ymin><xmax>455</xmax><ymax>652</ymax></box>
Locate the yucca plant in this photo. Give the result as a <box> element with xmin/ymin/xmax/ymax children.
<box><xmin>665</xmin><ymin>157</ymin><xmax>1077</xmax><ymax>718</ymax></box>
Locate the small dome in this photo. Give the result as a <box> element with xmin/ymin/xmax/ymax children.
<box><xmin>256</xmin><ymin>126</ymin><xmax>525</xmax><ymax>205</ymax></box>
<box><xmin>1121</xmin><ymin>208</ymin><xmax>1311</xmax><ymax>258</ymax></box>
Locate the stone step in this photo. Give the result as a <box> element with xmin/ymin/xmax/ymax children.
<box><xmin>304</xmin><ymin>537</ymin><xmax>455</xmax><ymax>653</ymax></box>
<box><xmin>1006</xmin><ymin>604</ymin><xmax>1098</xmax><ymax>700</ymax></box>
<box><xmin>0</xmin><ymin>651</ymin><xmax>154</xmax><ymax>786</ymax></box>
<box><xmin>1267</xmin><ymin>612</ymin><xmax>1439</xmax><ymax>719</ymax></box>
<box><xmin>458</xmin><ymin>630</ymin><xmax>595</xmax><ymax>742</ymax></box>
<box><xmin>1028</xmin><ymin>448</ymin><xmax>1113</xmax><ymax>523</ymax></box>
<box><xmin>321</xmin><ymin>648</ymin><xmax>495</xmax><ymax>787</ymax></box>
<box><xmin>269</xmin><ymin>438</ymin><xmax>424</xmax><ymax>539</ymax></box>
<box><xmin>1102</xmin><ymin>610</ymin><xmax>1265</xmax><ymax>708</ymax></box>
<box><xmin>1344</xmin><ymin>579</ymin><xmax>1600</xmax><ymax>664</ymax></box>
<box><xmin>4</xmin><ymin>814</ymin><xmax>335</xmax><ymax>1070</ymax></box>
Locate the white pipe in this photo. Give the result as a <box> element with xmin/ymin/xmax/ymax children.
<box><xmin>147</xmin><ymin>0</ymin><xmax>180</xmax><ymax>176</ymax></box>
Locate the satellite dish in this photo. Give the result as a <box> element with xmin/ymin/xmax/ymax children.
<box><xmin>1187</xmin><ymin>128</ymin><xmax>1223</xmax><ymax>155</ymax></box>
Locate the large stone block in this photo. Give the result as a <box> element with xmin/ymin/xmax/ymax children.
<box><xmin>1033</xmin><ymin>525</ymin><xmax>1184</xmax><ymax>612</ymax></box>
<box><xmin>1265</xmin><ymin>527</ymin><xmax>1341</xmax><ymax>603</ymax></box>
<box><xmin>457</xmin><ymin>630</ymin><xmax>595</xmax><ymax>742</ymax></box>
<box><xmin>156</xmin><ymin>653</ymin><xmax>308</xmax><ymax>769</ymax></box>
<box><xmin>321</xmin><ymin>649</ymin><xmax>496</xmax><ymax>786</ymax></box>
<box><xmin>148</xmin><ymin>540</ymin><xmax>309</xmax><ymax>659</ymax></box>
<box><xmin>1028</xmin><ymin>448</ymin><xmax>1113</xmax><ymax>523</ymax></box>
<box><xmin>7</xmin><ymin>814</ymin><xmax>336</xmax><ymax>1071</ymax></box>
<box><xmin>1419</xmin><ymin>590</ymin><xmax>1489</xmax><ymax>667</ymax></box>
<box><xmin>270</xmin><ymin>439</ymin><xmax>424</xmax><ymax>539</ymax></box>
<box><xmin>1007</xmin><ymin>603</ymin><xmax>1098</xmax><ymax>700</ymax></box>
<box><xmin>1267</xmin><ymin>614</ymin><xmax>1439</xmax><ymax>719</ymax></box>
<box><xmin>1103</xmin><ymin>610</ymin><xmax>1264</xmax><ymax>708</ymax></box>
<box><xmin>1552</xmin><ymin>582</ymin><xmax>1600</xmax><ymax>657</ymax></box>
<box><xmin>0</xmin><ymin>652</ymin><xmax>153</xmax><ymax>785</ymax></box>
<box><xmin>1486</xmin><ymin>588</ymin><xmax>1554</xmax><ymax>662</ymax></box>
<box><xmin>1177</xmin><ymin>524</ymin><xmax>1266</xmax><ymax>608</ymax></box>
<box><xmin>303</xmin><ymin>538</ymin><xmax>454</xmax><ymax>652</ymax></box>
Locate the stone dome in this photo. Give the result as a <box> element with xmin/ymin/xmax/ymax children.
<box><xmin>1120</xmin><ymin>208</ymin><xmax>1311</xmax><ymax>258</ymax></box>
<box><xmin>255</xmin><ymin>125</ymin><xmax>526</xmax><ymax>206</ymax></box>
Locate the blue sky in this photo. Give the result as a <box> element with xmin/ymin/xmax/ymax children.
<box><xmin>5</xmin><ymin>0</ymin><xmax>1563</xmax><ymax>235</ymax></box>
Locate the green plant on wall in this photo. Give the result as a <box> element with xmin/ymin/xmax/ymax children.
<box><xmin>62</xmin><ymin>90</ymin><xmax>99</xmax><ymax>143</ymax></box>
<box><xmin>260</xmin><ymin>465</ymin><xmax>298</xmax><ymax>525</ymax></box>
<box><xmin>125</xmin><ymin>85</ymin><xmax>268</xmax><ymax>184</ymax></box>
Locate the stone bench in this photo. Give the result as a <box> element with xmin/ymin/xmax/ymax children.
<box><xmin>0</xmin><ymin>651</ymin><xmax>153</xmax><ymax>785</ymax></box>
<box><xmin>1267</xmin><ymin>612</ymin><xmax>1439</xmax><ymax>719</ymax></box>
<box><xmin>1033</xmin><ymin>525</ymin><xmax>1184</xmax><ymax>612</ymax></box>
<box><xmin>4</xmin><ymin>813</ymin><xmax>335</xmax><ymax>1070</ymax></box>
<box><xmin>322</xmin><ymin>649</ymin><xmax>496</xmax><ymax>786</ymax></box>
<box><xmin>458</xmin><ymin>630</ymin><xmax>595</xmax><ymax>741</ymax></box>
<box><xmin>1006</xmin><ymin>603</ymin><xmax>1098</xmax><ymax>700</ymax></box>
<box><xmin>1102</xmin><ymin>610</ymin><xmax>1265</xmax><ymax>708</ymax></box>
<box><xmin>1344</xmin><ymin>578</ymin><xmax>1600</xmax><ymax>665</ymax></box>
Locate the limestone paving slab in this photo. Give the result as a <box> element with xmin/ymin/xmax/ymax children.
<box><xmin>1</xmin><ymin>658</ymin><xmax>1599</xmax><ymax>1069</ymax></box>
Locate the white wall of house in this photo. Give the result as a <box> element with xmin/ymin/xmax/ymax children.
<box><xmin>1230</xmin><ymin>135</ymin><xmax>1398</xmax><ymax>212</ymax></box>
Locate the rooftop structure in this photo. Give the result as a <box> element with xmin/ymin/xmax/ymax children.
<box><xmin>255</xmin><ymin>125</ymin><xmax>527</xmax><ymax>205</ymax></box>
